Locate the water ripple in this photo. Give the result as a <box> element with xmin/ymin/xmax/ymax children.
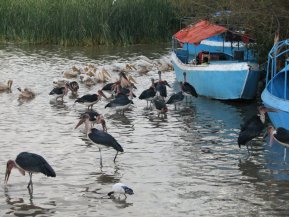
<box><xmin>0</xmin><ymin>44</ymin><xmax>289</xmax><ymax>217</ymax></box>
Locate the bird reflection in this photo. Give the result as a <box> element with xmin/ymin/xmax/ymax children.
<box><xmin>17</xmin><ymin>97</ymin><xmax>34</xmax><ymax>106</ymax></box>
<box><xmin>49</xmin><ymin>100</ymin><xmax>69</xmax><ymax>111</ymax></box>
<box><xmin>110</xmin><ymin>196</ymin><xmax>133</xmax><ymax>208</ymax></box>
<box><xmin>238</xmin><ymin>159</ymin><xmax>263</xmax><ymax>184</ymax></box>
<box><xmin>4</xmin><ymin>187</ymin><xmax>56</xmax><ymax>217</ymax></box>
<box><xmin>108</xmin><ymin>112</ymin><xmax>133</xmax><ymax>127</ymax></box>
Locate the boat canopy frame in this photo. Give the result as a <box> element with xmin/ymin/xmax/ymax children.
<box><xmin>266</xmin><ymin>39</ymin><xmax>289</xmax><ymax>99</ymax></box>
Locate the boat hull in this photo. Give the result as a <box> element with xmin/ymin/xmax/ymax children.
<box><xmin>171</xmin><ymin>52</ymin><xmax>259</xmax><ymax>100</ymax></box>
<box><xmin>261</xmin><ymin>87</ymin><xmax>289</xmax><ymax>130</ymax></box>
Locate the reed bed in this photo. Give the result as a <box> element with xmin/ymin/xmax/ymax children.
<box><xmin>0</xmin><ymin>0</ymin><xmax>177</xmax><ymax>45</ymax></box>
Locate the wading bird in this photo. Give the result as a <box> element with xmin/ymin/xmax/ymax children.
<box><xmin>265</xmin><ymin>125</ymin><xmax>289</xmax><ymax>160</ymax></box>
<box><xmin>105</xmin><ymin>85</ymin><xmax>134</xmax><ymax>115</ymax></box>
<box><xmin>181</xmin><ymin>72</ymin><xmax>198</xmax><ymax>101</ymax></box>
<box><xmin>75</xmin><ymin>114</ymin><xmax>124</xmax><ymax>166</ymax></box>
<box><xmin>81</xmin><ymin>110</ymin><xmax>107</xmax><ymax>132</ymax></box>
<box><xmin>238</xmin><ymin>106</ymin><xmax>277</xmax><ymax>150</ymax></box>
<box><xmin>155</xmin><ymin>71</ymin><xmax>170</xmax><ymax>99</ymax></box>
<box><xmin>49</xmin><ymin>83</ymin><xmax>69</xmax><ymax>102</ymax></box>
<box><xmin>75</xmin><ymin>90</ymin><xmax>107</xmax><ymax>110</ymax></box>
<box><xmin>67</xmin><ymin>81</ymin><xmax>79</xmax><ymax>95</ymax></box>
<box><xmin>17</xmin><ymin>87</ymin><xmax>35</xmax><ymax>99</ymax></box>
<box><xmin>265</xmin><ymin>125</ymin><xmax>289</xmax><ymax>145</ymax></box>
<box><xmin>108</xmin><ymin>183</ymin><xmax>134</xmax><ymax>199</ymax></box>
<box><xmin>153</xmin><ymin>97</ymin><xmax>168</xmax><ymax>117</ymax></box>
<box><xmin>4</xmin><ymin>152</ymin><xmax>56</xmax><ymax>189</ymax></box>
<box><xmin>139</xmin><ymin>78</ymin><xmax>156</xmax><ymax>108</ymax></box>
<box><xmin>0</xmin><ymin>80</ymin><xmax>13</xmax><ymax>92</ymax></box>
<box><xmin>166</xmin><ymin>91</ymin><xmax>184</xmax><ymax>110</ymax></box>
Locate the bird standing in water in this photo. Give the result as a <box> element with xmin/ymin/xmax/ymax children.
<box><xmin>81</xmin><ymin>110</ymin><xmax>107</xmax><ymax>132</ymax></box>
<box><xmin>265</xmin><ymin>125</ymin><xmax>289</xmax><ymax>160</ymax></box>
<box><xmin>4</xmin><ymin>152</ymin><xmax>56</xmax><ymax>191</ymax></box>
<box><xmin>49</xmin><ymin>83</ymin><xmax>69</xmax><ymax>102</ymax></box>
<box><xmin>181</xmin><ymin>72</ymin><xmax>198</xmax><ymax>102</ymax></box>
<box><xmin>75</xmin><ymin>114</ymin><xmax>124</xmax><ymax>167</ymax></box>
<box><xmin>153</xmin><ymin>97</ymin><xmax>168</xmax><ymax>117</ymax></box>
<box><xmin>67</xmin><ymin>81</ymin><xmax>79</xmax><ymax>96</ymax></box>
<box><xmin>17</xmin><ymin>87</ymin><xmax>35</xmax><ymax>99</ymax></box>
<box><xmin>0</xmin><ymin>80</ymin><xmax>13</xmax><ymax>92</ymax></box>
<box><xmin>75</xmin><ymin>90</ymin><xmax>107</xmax><ymax>110</ymax></box>
<box><xmin>238</xmin><ymin>106</ymin><xmax>277</xmax><ymax>151</ymax></box>
<box><xmin>108</xmin><ymin>183</ymin><xmax>134</xmax><ymax>199</ymax></box>
<box><xmin>139</xmin><ymin>78</ymin><xmax>156</xmax><ymax>108</ymax></box>
<box><xmin>155</xmin><ymin>71</ymin><xmax>170</xmax><ymax>99</ymax></box>
<box><xmin>166</xmin><ymin>91</ymin><xmax>184</xmax><ymax>110</ymax></box>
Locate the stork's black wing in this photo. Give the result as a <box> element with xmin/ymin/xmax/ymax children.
<box><xmin>89</xmin><ymin>129</ymin><xmax>124</xmax><ymax>152</ymax></box>
<box><xmin>49</xmin><ymin>87</ymin><xmax>64</xmax><ymax>95</ymax></box>
<box><xmin>75</xmin><ymin>94</ymin><xmax>98</xmax><ymax>103</ymax></box>
<box><xmin>183</xmin><ymin>82</ymin><xmax>198</xmax><ymax>97</ymax></box>
<box><xmin>166</xmin><ymin>91</ymin><xmax>184</xmax><ymax>104</ymax></box>
<box><xmin>16</xmin><ymin>152</ymin><xmax>56</xmax><ymax>177</ymax></box>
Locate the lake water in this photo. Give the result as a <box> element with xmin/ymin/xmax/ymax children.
<box><xmin>0</xmin><ymin>44</ymin><xmax>289</xmax><ymax>217</ymax></box>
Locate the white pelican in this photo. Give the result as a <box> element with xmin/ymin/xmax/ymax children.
<box><xmin>17</xmin><ymin>87</ymin><xmax>35</xmax><ymax>99</ymax></box>
<box><xmin>63</xmin><ymin>67</ymin><xmax>79</xmax><ymax>78</ymax></box>
<box><xmin>95</xmin><ymin>68</ymin><xmax>111</xmax><ymax>83</ymax></box>
<box><xmin>0</xmin><ymin>80</ymin><xmax>13</xmax><ymax>92</ymax></box>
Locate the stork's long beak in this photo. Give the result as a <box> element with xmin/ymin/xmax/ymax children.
<box><xmin>99</xmin><ymin>90</ymin><xmax>108</xmax><ymax>99</ymax></box>
<box><xmin>265</xmin><ymin>107</ymin><xmax>278</xmax><ymax>112</ymax></box>
<box><xmin>101</xmin><ymin>119</ymin><xmax>107</xmax><ymax>132</ymax></box>
<box><xmin>131</xmin><ymin>83</ymin><xmax>137</xmax><ymax>90</ymax></box>
<box><xmin>165</xmin><ymin>81</ymin><xmax>171</xmax><ymax>88</ymax></box>
<box><xmin>128</xmin><ymin>76</ymin><xmax>137</xmax><ymax>84</ymax></box>
<box><xmin>75</xmin><ymin>118</ymin><xmax>85</xmax><ymax>129</ymax></box>
<box><xmin>4</xmin><ymin>167</ymin><xmax>11</xmax><ymax>184</ymax></box>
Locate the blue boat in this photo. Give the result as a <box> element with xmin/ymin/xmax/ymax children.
<box><xmin>171</xmin><ymin>20</ymin><xmax>260</xmax><ymax>100</ymax></box>
<box><xmin>261</xmin><ymin>39</ymin><xmax>289</xmax><ymax>130</ymax></box>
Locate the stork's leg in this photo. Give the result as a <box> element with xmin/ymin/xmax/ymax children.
<box><xmin>174</xmin><ymin>104</ymin><xmax>176</xmax><ymax>110</ymax></box>
<box><xmin>146</xmin><ymin>101</ymin><xmax>148</xmax><ymax>108</ymax></box>
<box><xmin>27</xmin><ymin>172</ymin><xmax>33</xmax><ymax>189</ymax></box>
<box><xmin>124</xmin><ymin>194</ymin><xmax>127</xmax><ymax>199</ymax></box>
<box><xmin>114</xmin><ymin>151</ymin><xmax>119</xmax><ymax>163</ymax></box>
<box><xmin>99</xmin><ymin>148</ymin><xmax>103</xmax><ymax>167</ymax></box>
<box><xmin>246</xmin><ymin>143</ymin><xmax>250</xmax><ymax>154</ymax></box>
<box><xmin>284</xmin><ymin>148</ymin><xmax>287</xmax><ymax>161</ymax></box>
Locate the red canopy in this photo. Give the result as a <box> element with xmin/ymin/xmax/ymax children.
<box><xmin>174</xmin><ymin>20</ymin><xmax>227</xmax><ymax>45</ymax></box>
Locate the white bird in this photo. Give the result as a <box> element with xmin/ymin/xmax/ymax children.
<box><xmin>52</xmin><ymin>78</ymin><xmax>68</xmax><ymax>88</ymax></box>
<box><xmin>108</xmin><ymin>183</ymin><xmax>134</xmax><ymax>199</ymax></box>
<box><xmin>63</xmin><ymin>66</ymin><xmax>80</xmax><ymax>78</ymax></box>
<box><xmin>0</xmin><ymin>80</ymin><xmax>13</xmax><ymax>92</ymax></box>
<box><xmin>95</xmin><ymin>68</ymin><xmax>111</xmax><ymax>83</ymax></box>
<box><xmin>123</xmin><ymin>63</ymin><xmax>137</xmax><ymax>72</ymax></box>
<box><xmin>17</xmin><ymin>87</ymin><xmax>35</xmax><ymax>99</ymax></box>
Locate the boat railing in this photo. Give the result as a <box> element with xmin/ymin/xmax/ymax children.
<box><xmin>266</xmin><ymin>39</ymin><xmax>289</xmax><ymax>99</ymax></box>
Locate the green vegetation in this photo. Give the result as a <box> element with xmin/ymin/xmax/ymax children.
<box><xmin>0</xmin><ymin>0</ymin><xmax>288</xmax><ymax>60</ymax></box>
<box><xmin>0</xmin><ymin>0</ymin><xmax>177</xmax><ymax>46</ymax></box>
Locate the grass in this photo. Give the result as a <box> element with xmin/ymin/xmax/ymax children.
<box><xmin>0</xmin><ymin>0</ymin><xmax>178</xmax><ymax>46</ymax></box>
